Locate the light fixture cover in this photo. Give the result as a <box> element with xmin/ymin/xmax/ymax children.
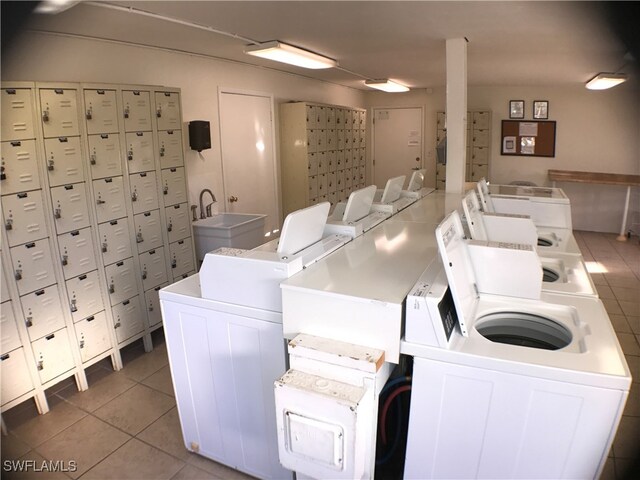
<box><xmin>585</xmin><ymin>73</ymin><xmax>628</xmax><ymax>90</ymax></box>
<box><xmin>245</xmin><ymin>41</ymin><xmax>337</xmax><ymax>69</ymax></box>
<box><xmin>364</xmin><ymin>79</ymin><xmax>410</xmax><ymax>93</ymax></box>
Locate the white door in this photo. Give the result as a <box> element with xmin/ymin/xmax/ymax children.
<box><xmin>219</xmin><ymin>91</ymin><xmax>278</xmax><ymax>236</ymax></box>
<box><xmin>372</xmin><ymin>107</ymin><xmax>423</xmax><ymax>188</ymax></box>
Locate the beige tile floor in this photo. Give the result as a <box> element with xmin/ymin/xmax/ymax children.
<box><xmin>1</xmin><ymin>231</ymin><xmax>639</xmax><ymax>479</ymax></box>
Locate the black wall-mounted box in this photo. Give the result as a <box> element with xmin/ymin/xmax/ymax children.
<box><xmin>188</xmin><ymin>120</ymin><xmax>211</xmax><ymax>152</ymax></box>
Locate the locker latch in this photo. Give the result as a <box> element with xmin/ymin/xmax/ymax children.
<box><xmin>79</xmin><ymin>339</ymin><xmax>85</xmax><ymax>349</ymax></box>
<box><xmin>37</xmin><ymin>360</ymin><xmax>44</xmax><ymax>371</ymax></box>
<box><xmin>171</xmin><ymin>259</ymin><xmax>177</xmax><ymax>268</ymax></box>
<box><xmin>141</xmin><ymin>269</ymin><xmax>147</xmax><ymax>280</ymax></box>
<box><xmin>108</xmin><ymin>283</ymin><xmax>115</xmax><ymax>294</ymax></box>
<box><xmin>163</xmin><ymin>186</ymin><xmax>168</xmax><ymax>195</ymax></box>
<box><xmin>14</xmin><ymin>269</ymin><xmax>22</xmax><ymax>281</ymax></box>
<box><xmin>127</xmin><ymin>150</ymin><xmax>133</xmax><ymax>161</ymax></box>
<box><xmin>42</xmin><ymin>109</ymin><xmax>50</xmax><ymax>122</ymax></box>
<box><xmin>167</xmin><ymin>222</ymin><xmax>172</xmax><ymax>232</ymax></box>
<box><xmin>1</xmin><ymin>166</ymin><xmax>5</xmax><ymax>180</ymax></box>
<box><xmin>131</xmin><ymin>191</ymin><xmax>138</xmax><ymax>201</ymax></box>
<box><xmin>102</xmin><ymin>243</ymin><xmax>108</xmax><ymax>253</ymax></box>
<box><xmin>70</xmin><ymin>299</ymin><xmax>78</xmax><ymax>312</ymax></box>
<box><xmin>25</xmin><ymin>317</ymin><xmax>33</xmax><ymax>327</ymax></box>
<box><xmin>54</xmin><ymin>208</ymin><xmax>61</xmax><ymax>219</ymax></box>
<box><xmin>48</xmin><ymin>159</ymin><xmax>55</xmax><ymax>171</ymax></box>
<box><xmin>90</xmin><ymin>154</ymin><xmax>97</xmax><ymax>165</ymax></box>
<box><xmin>5</xmin><ymin>218</ymin><xmax>13</xmax><ymax>230</ymax></box>
<box><xmin>148</xmin><ymin>303</ymin><xmax>154</xmax><ymax>312</ymax></box>
<box><xmin>159</xmin><ymin>147</ymin><xmax>165</xmax><ymax>157</ymax></box>
<box><xmin>97</xmin><ymin>198</ymin><xmax>106</xmax><ymax>205</ymax></box>
<box><xmin>61</xmin><ymin>255</ymin><xmax>68</xmax><ymax>266</ymax></box>
<box><xmin>136</xmin><ymin>232</ymin><xmax>144</xmax><ymax>243</ymax></box>
<box><xmin>156</xmin><ymin>106</ymin><xmax>162</xmax><ymax>118</ymax></box>
<box><xmin>86</xmin><ymin>106</ymin><xmax>93</xmax><ymax>120</ymax></box>
<box><xmin>114</xmin><ymin>321</ymin><xmax>121</xmax><ymax>329</ymax></box>
<box><xmin>124</xmin><ymin>106</ymin><xmax>130</xmax><ymax>119</ymax></box>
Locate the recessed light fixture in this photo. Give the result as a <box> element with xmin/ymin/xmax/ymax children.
<box><xmin>364</xmin><ymin>79</ymin><xmax>410</xmax><ymax>93</ymax></box>
<box><xmin>585</xmin><ymin>73</ymin><xmax>628</xmax><ymax>90</ymax></box>
<box><xmin>245</xmin><ymin>41</ymin><xmax>337</xmax><ymax>69</ymax></box>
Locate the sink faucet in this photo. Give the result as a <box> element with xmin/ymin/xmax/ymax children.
<box><xmin>199</xmin><ymin>189</ymin><xmax>216</xmax><ymax>219</ymax></box>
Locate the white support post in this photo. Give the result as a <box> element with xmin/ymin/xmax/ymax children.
<box><xmin>445</xmin><ymin>38</ymin><xmax>468</xmax><ymax>194</ymax></box>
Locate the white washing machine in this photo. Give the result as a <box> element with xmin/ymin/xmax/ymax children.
<box><xmin>401</xmin><ymin>211</ymin><xmax>631</xmax><ymax>479</ymax></box>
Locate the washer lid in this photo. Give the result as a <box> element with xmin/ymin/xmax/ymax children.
<box><xmin>462</xmin><ymin>190</ymin><xmax>488</xmax><ymax>241</ymax></box>
<box><xmin>435</xmin><ymin>210</ymin><xmax>478</xmax><ymax>336</ymax></box>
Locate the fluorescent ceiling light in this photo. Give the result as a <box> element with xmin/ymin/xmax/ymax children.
<box><xmin>34</xmin><ymin>0</ymin><xmax>79</xmax><ymax>14</ymax></box>
<box><xmin>364</xmin><ymin>79</ymin><xmax>410</xmax><ymax>93</ymax></box>
<box><xmin>245</xmin><ymin>41</ymin><xmax>337</xmax><ymax>69</ymax></box>
<box><xmin>585</xmin><ymin>73</ymin><xmax>628</xmax><ymax>90</ymax></box>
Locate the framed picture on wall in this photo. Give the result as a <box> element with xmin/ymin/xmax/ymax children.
<box><xmin>533</xmin><ymin>100</ymin><xmax>549</xmax><ymax>119</ymax></box>
<box><xmin>509</xmin><ymin>100</ymin><xmax>525</xmax><ymax>119</ymax></box>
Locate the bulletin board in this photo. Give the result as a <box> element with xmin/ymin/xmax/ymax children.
<box><xmin>501</xmin><ymin>120</ymin><xmax>556</xmax><ymax>157</ymax></box>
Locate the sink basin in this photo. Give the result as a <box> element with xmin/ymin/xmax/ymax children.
<box><xmin>193</xmin><ymin>213</ymin><xmax>267</xmax><ymax>262</ymax></box>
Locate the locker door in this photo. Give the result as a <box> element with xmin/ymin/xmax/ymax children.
<box><xmin>471</xmin><ymin>164</ymin><xmax>489</xmax><ymax>182</ymax></box>
<box><xmin>39</xmin><ymin>89</ymin><xmax>79</xmax><ymax>138</ymax></box>
<box><xmin>337</xmin><ymin>170</ymin><xmax>345</xmax><ymax>191</ymax></box>
<box><xmin>20</xmin><ymin>285</ymin><xmax>65</xmax><ymax>341</ymax></box>
<box><xmin>1</xmin><ymin>88</ymin><xmax>35</xmax><ymax>141</ymax></box>
<box><xmin>155</xmin><ymin>92</ymin><xmax>181</xmax><ymax>130</ymax></box>
<box><xmin>75</xmin><ymin>312</ymin><xmax>110</xmax><ymax>363</ymax></box>
<box><xmin>1</xmin><ymin>140</ymin><xmax>40</xmax><ymax>195</ymax></box>
<box><xmin>111</xmin><ymin>296</ymin><xmax>144</xmax><ymax>344</ymax></box>
<box><xmin>66</xmin><ymin>271</ymin><xmax>104</xmax><ymax>323</ymax></box>
<box><xmin>345</xmin><ymin>149</ymin><xmax>353</xmax><ymax>169</ymax></box>
<box><xmin>306</xmin><ymin>105</ymin><xmax>315</xmax><ymax>129</ymax></box>
<box><xmin>165</xmin><ymin>203</ymin><xmax>190</xmax><ymax>243</ymax></box>
<box><xmin>122</xmin><ymin>90</ymin><xmax>152</xmax><ymax>132</ymax></box>
<box><xmin>326</xmin><ymin>129</ymin><xmax>337</xmax><ymax>151</ymax></box>
<box><xmin>2</xmin><ymin>191</ymin><xmax>48</xmax><ymax>246</ymax></box>
<box><xmin>472</xmin><ymin>146</ymin><xmax>489</xmax><ymax>165</ymax></box>
<box><xmin>126</xmin><ymin>131</ymin><xmax>154</xmax><ymax>173</ymax></box>
<box><xmin>317</xmin><ymin>152</ymin><xmax>327</xmax><ymax>174</ymax></box>
<box><xmin>317</xmin><ymin>129</ymin><xmax>326</xmax><ymax>152</ymax></box>
<box><xmin>10</xmin><ymin>239</ymin><xmax>56</xmax><ymax>295</ymax></box>
<box><xmin>336</xmin><ymin>150</ymin><xmax>344</xmax><ymax>171</ymax></box>
<box><xmin>139</xmin><ymin>247</ymin><xmax>168</xmax><ymax>290</ymax></box>
<box><xmin>145</xmin><ymin>284</ymin><xmax>166</xmax><ymax>328</ymax></box>
<box><xmin>344</xmin><ymin>168</ymin><xmax>353</xmax><ymax>189</ymax></box>
<box><xmin>93</xmin><ymin>177</ymin><xmax>127</xmax><ymax>223</ymax></box>
<box><xmin>161</xmin><ymin>167</ymin><xmax>187</xmax><ymax>206</ymax></box>
<box><xmin>308</xmin><ymin>175</ymin><xmax>318</xmax><ymax>200</ymax></box>
<box><xmin>134</xmin><ymin>210</ymin><xmax>163</xmax><ymax>253</ymax></box>
<box><xmin>316</xmin><ymin>106</ymin><xmax>326</xmax><ymax>129</ymax></box>
<box><xmin>472</xmin><ymin>129</ymin><xmax>490</xmax><ymax>148</ymax></box>
<box><xmin>1</xmin><ymin>301</ymin><xmax>21</xmax><ymax>354</ymax></box>
<box><xmin>88</xmin><ymin>133</ymin><xmax>122</xmax><ymax>179</ymax></box>
<box><xmin>473</xmin><ymin>111</ymin><xmax>490</xmax><ymax>130</ymax></box>
<box><xmin>317</xmin><ymin>173</ymin><xmax>327</xmax><ymax>197</ymax></box>
<box><xmin>50</xmin><ymin>183</ymin><xmax>90</xmax><ymax>233</ymax></box>
<box><xmin>0</xmin><ymin>347</ymin><xmax>34</xmax><ymax>404</ymax></box>
<box><xmin>327</xmin><ymin>151</ymin><xmax>335</xmax><ymax>173</ymax></box>
<box><xmin>57</xmin><ymin>228</ymin><xmax>97</xmax><ymax>279</ymax></box>
<box><xmin>337</xmin><ymin>129</ymin><xmax>345</xmax><ymax>150</ymax></box>
<box><xmin>170</xmin><ymin>239</ymin><xmax>194</xmax><ymax>278</ymax></box>
<box><xmin>158</xmin><ymin>130</ymin><xmax>184</xmax><ymax>169</ymax></box>
<box><xmin>328</xmin><ymin>191</ymin><xmax>337</xmax><ymax>207</ymax></box>
<box><xmin>44</xmin><ymin>136</ymin><xmax>84</xmax><ymax>187</ymax></box>
<box><xmin>104</xmin><ymin>257</ymin><xmax>137</xmax><ymax>305</ymax></box>
<box><xmin>307</xmin><ymin>153</ymin><xmax>318</xmax><ymax>176</ymax></box>
<box><xmin>327</xmin><ymin>171</ymin><xmax>336</xmax><ymax>193</ymax></box>
<box><xmin>84</xmin><ymin>89</ymin><xmax>118</xmax><ymax>134</ymax></box>
<box><xmin>130</xmin><ymin>171</ymin><xmax>159</xmax><ymax>214</ymax></box>
<box><xmin>359</xmin><ymin>149</ymin><xmax>366</xmax><ymax>167</ymax></box>
<box><xmin>336</xmin><ymin>108</ymin><xmax>345</xmax><ymax>129</ymax></box>
<box><xmin>99</xmin><ymin>218</ymin><xmax>132</xmax><ymax>266</ymax></box>
<box><xmin>32</xmin><ymin>328</ymin><xmax>75</xmax><ymax>384</ymax></box>
<box><xmin>326</xmin><ymin>107</ymin><xmax>336</xmax><ymax>129</ymax></box>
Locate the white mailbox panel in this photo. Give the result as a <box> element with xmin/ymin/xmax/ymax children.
<box><xmin>155</xmin><ymin>92</ymin><xmax>181</xmax><ymax>131</ymax></box>
<box><xmin>11</xmin><ymin>239</ymin><xmax>56</xmax><ymax>295</ymax></box>
<box><xmin>165</xmin><ymin>203</ymin><xmax>190</xmax><ymax>243</ymax></box>
<box><xmin>0</xmin><ymin>347</ymin><xmax>33</xmax><ymax>405</ymax></box>
<box><xmin>112</xmin><ymin>296</ymin><xmax>144</xmax><ymax>344</ymax></box>
<box><xmin>122</xmin><ymin>90</ymin><xmax>152</xmax><ymax>132</ymax></box>
<box><xmin>158</xmin><ymin>130</ymin><xmax>184</xmax><ymax>169</ymax></box>
<box><xmin>75</xmin><ymin>311</ymin><xmax>110</xmax><ymax>363</ymax></box>
<box><xmin>134</xmin><ymin>210</ymin><xmax>163</xmax><ymax>253</ymax></box>
<box><xmin>2</xmin><ymin>190</ymin><xmax>48</xmax><ymax>247</ymax></box>
<box><xmin>1</xmin><ymin>140</ymin><xmax>40</xmax><ymax>195</ymax></box>
<box><xmin>99</xmin><ymin>218</ymin><xmax>132</xmax><ymax>266</ymax></box>
<box><xmin>130</xmin><ymin>171</ymin><xmax>159</xmax><ymax>214</ymax></box>
<box><xmin>84</xmin><ymin>89</ymin><xmax>118</xmax><ymax>135</ymax></box>
<box><xmin>145</xmin><ymin>284</ymin><xmax>166</xmax><ymax>328</ymax></box>
<box><xmin>57</xmin><ymin>227</ymin><xmax>97</xmax><ymax>279</ymax></box>
<box><xmin>44</xmin><ymin>136</ymin><xmax>84</xmax><ymax>187</ymax></box>
<box><xmin>20</xmin><ymin>285</ymin><xmax>65</xmax><ymax>342</ymax></box>
<box><xmin>104</xmin><ymin>257</ymin><xmax>138</xmax><ymax>306</ymax></box>
<box><xmin>1</xmin><ymin>88</ymin><xmax>35</xmax><ymax>141</ymax></box>
<box><xmin>140</xmin><ymin>247</ymin><xmax>168</xmax><ymax>290</ymax></box>
<box><xmin>32</xmin><ymin>327</ymin><xmax>75</xmax><ymax>384</ymax></box>
<box><xmin>88</xmin><ymin>133</ymin><xmax>122</xmax><ymax>179</ymax></box>
<box><xmin>169</xmin><ymin>239</ymin><xmax>194</xmax><ymax>278</ymax></box>
<box><xmin>93</xmin><ymin>176</ymin><xmax>127</xmax><ymax>223</ymax></box>
<box><xmin>50</xmin><ymin>183</ymin><xmax>90</xmax><ymax>233</ymax></box>
<box><xmin>161</xmin><ymin>167</ymin><xmax>187</xmax><ymax>206</ymax></box>
<box><xmin>66</xmin><ymin>270</ymin><xmax>104</xmax><ymax>323</ymax></box>
<box><xmin>126</xmin><ymin>131</ymin><xmax>154</xmax><ymax>173</ymax></box>
<box><xmin>39</xmin><ymin>88</ymin><xmax>79</xmax><ymax>138</ymax></box>
<box><xmin>1</xmin><ymin>301</ymin><xmax>21</xmax><ymax>354</ymax></box>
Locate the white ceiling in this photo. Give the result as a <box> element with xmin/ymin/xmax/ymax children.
<box><xmin>23</xmin><ymin>1</ymin><xmax>635</xmax><ymax>90</ymax></box>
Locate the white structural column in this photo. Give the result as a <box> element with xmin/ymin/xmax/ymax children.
<box><xmin>445</xmin><ymin>38</ymin><xmax>468</xmax><ymax>194</ymax></box>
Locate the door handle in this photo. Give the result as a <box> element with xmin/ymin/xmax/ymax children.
<box><xmin>228</xmin><ymin>196</ymin><xmax>238</xmax><ymax>203</ymax></box>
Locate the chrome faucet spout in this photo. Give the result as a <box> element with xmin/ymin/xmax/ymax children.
<box><xmin>199</xmin><ymin>189</ymin><xmax>217</xmax><ymax>219</ymax></box>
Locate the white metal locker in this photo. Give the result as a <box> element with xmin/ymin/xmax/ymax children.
<box><xmin>155</xmin><ymin>92</ymin><xmax>181</xmax><ymax>131</ymax></box>
<box><xmin>66</xmin><ymin>270</ymin><xmax>104</xmax><ymax>323</ymax></box>
<box><xmin>130</xmin><ymin>171</ymin><xmax>159</xmax><ymax>215</ymax></box>
<box><xmin>345</xmin><ymin>150</ymin><xmax>353</xmax><ymax>169</ymax></box>
<box><xmin>104</xmin><ymin>257</ymin><xmax>138</xmax><ymax>306</ymax></box>
<box><xmin>170</xmin><ymin>239</ymin><xmax>194</xmax><ymax>278</ymax></box>
<box><xmin>125</xmin><ymin>131</ymin><xmax>154</xmax><ymax>173</ymax></box>
<box><xmin>345</xmin><ymin>168</ymin><xmax>353</xmax><ymax>189</ymax></box>
<box><xmin>337</xmin><ymin>170</ymin><xmax>345</xmax><ymax>191</ymax></box>
<box><xmin>98</xmin><ymin>218</ymin><xmax>132</xmax><ymax>266</ymax></box>
<box><xmin>317</xmin><ymin>173</ymin><xmax>327</xmax><ymax>196</ymax></box>
<box><xmin>0</xmin><ymin>347</ymin><xmax>33</xmax><ymax>405</ymax></box>
<box><xmin>326</xmin><ymin>107</ymin><xmax>336</xmax><ymax>129</ymax></box>
<box><xmin>122</xmin><ymin>90</ymin><xmax>152</xmax><ymax>132</ymax></box>
<box><xmin>1</xmin><ymin>88</ymin><xmax>35</xmax><ymax>141</ymax></box>
<box><xmin>10</xmin><ymin>239</ymin><xmax>56</xmax><ymax>295</ymax></box>
<box><xmin>317</xmin><ymin>129</ymin><xmax>326</xmax><ymax>152</ymax></box>
<box><xmin>308</xmin><ymin>175</ymin><xmax>318</xmax><ymax>199</ymax></box>
<box><xmin>93</xmin><ymin>176</ymin><xmax>127</xmax><ymax>223</ymax></box>
<box><xmin>145</xmin><ymin>284</ymin><xmax>166</xmax><ymax>328</ymax></box>
<box><xmin>307</xmin><ymin>153</ymin><xmax>318</xmax><ymax>176</ymax></box>
<box><xmin>336</xmin><ymin>108</ymin><xmax>345</xmax><ymax>129</ymax></box>
<box><xmin>328</xmin><ymin>191</ymin><xmax>337</xmax><ymax>207</ymax></box>
<box><xmin>158</xmin><ymin>130</ymin><xmax>184</xmax><ymax>169</ymax></box>
<box><xmin>328</xmin><ymin>171</ymin><xmax>336</xmax><ymax>193</ymax></box>
<box><xmin>84</xmin><ymin>89</ymin><xmax>118</xmax><ymax>135</ymax></box>
<box><xmin>31</xmin><ymin>327</ymin><xmax>75</xmax><ymax>384</ymax></box>
<box><xmin>20</xmin><ymin>285</ymin><xmax>65</xmax><ymax>342</ymax></box>
<box><xmin>165</xmin><ymin>203</ymin><xmax>190</xmax><ymax>243</ymax></box>
<box><xmin>359</xmin><ymin>166</ymin><xmax>365</xmax><ymax>184</ymax></box>
<box><xmin>50</xmin><ymin>183</ymin><xmax>90</xmax><ymax>233</ymax></box>
<box><xmin>1</xmin><ymin>140</ymin><xmax>40</xmax><ymax>195</ymax></box>
<box><xmin>306</xmin><ymin>105</ymin><xmax>315</xmax><ymax>129</ymax></box>
<box><xmin>161</xmin><ymin>167</ymin><xmax>187</xmax><ymax>206</ymax></box>
<box><xmin>111</xmin><ymin>296</ymin><xmax>144</xmax><ymax>344</ymax></box>
<box><xmin>326</xmin><ymin>129</ymin><xmax>336</xmax><ymax>151</ymax></box>
<box><xmin>74</xmin><ymin>311</ymin><xmax>110</xmax><ymax>363</ymax></box>
<box><xmin>134</xmin><ymin>210</ymin><xmax>163</xmax><ymax>253</ymax></box>
<box><xmin>39</xmin><ymin>88</ymin><xmax>80</xmax><ymax>138</ymax></box>
<box><xmin>2</xmin><ymin>190</ymin><xmax>48</xmax><ymax>247</ymax></box>
<box><xmin>336</xmin><ymin>150</ymin><xmax>344</xmax><ymax>170</ymax></box>
<box><xmin>88</xmin><ymin>133</ymin><xmax>123</xmax><ymax>179</ymax></box>
<box><xmin>316</xmin><ymin>106</ymin><xmax>326</xmax><ymax>129</ymax></box>
<box><xmin>1</xmin><ymin>301</ymin><xmax>21</xmax><ymax>354</ymax></box>
<box><xmin>327</xmin><ymin>150</ymin><xmax>336</xmax><ymax>172</ymax></box>
<box><xmin>317</xmin><ymin>152</ymin><xmax>327</xmax><ymax>174</ymax></box>
<box><xmin>57</xmin><ymin>227</ymin><xmax>97</xmax><ymax>279</ymax></box>
<box><xmin>337</xmin><ymin>129</ymin><xmax>345</xmax><ymax>150</ymax></box>
<box><xmin>139</xmin><ymin>247</ymin><xmax>168</xmax><ymax>290</ymax></box>
<box><xmin>44</xmin><ymin>136</ymin><xmax>84</xmax><ymax>187</ymax></box>
<box><xmin>358</xmin><ymin>149</ymin><xmax>366</xmax><ymax>167</ymax></box>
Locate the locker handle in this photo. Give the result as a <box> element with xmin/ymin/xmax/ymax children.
<box><xmin>14</xmin><ymin>269</ymin><xmax>22</xmax><ymax>280</ymax></box>
<box><xmin>144</xmin><ymin>212</ymin><xmax>151</xmax><ymax>217</ymax></box>
<box><xmin>167</xmin><ymin>130</ymin><xmax>174</xmax><ymax>135</ymax></box>
<box><xmin>167</xmin><ymin>222</ymin><xmax>172</xmax><ymax>232</ymax></box>
<box><xmin>109</xmin><ymin>283</ymin><xmax>115</xmax><ymax>294</ymax></box>
<box><xmin>37</xmin><ymin>360</ymin><xmax>44</xmax><ymax>370</ymax></box>
<box><xmin>17</xmin><ymin>192</ymin><xmax>28</xmax><ymax>198</ymax></box>
<box><xmin>124</xmin><ymin>106</ymin><xmax>130</xmax><ymax>119</ymax></box>
<box><xmin>1</xmin><ymin>167</ymin><xmax>5</xmax><ymax>181</ymax></box>
<box><xmin>5</xmin><ymin>218</ymin><xmax>13</xmax><ymax>230</ymax></box>
<box><xmin>116</xmin><ymin>261</ymin><xmax>124</xmax><ymax>267</ymax></box>
<box><xmin>100</xmin><ymin>134</ymin><xmax>109</xmax><ymax>139</ymax></box>
<box><xmin>71</xmin><ymin>230</ymin><xmax>79</xmax><ymax>236</ymax></box>
<box><xmin>25</xmin><ymin>242</ymin><xmax>35</xmax><ymax>248</ymax></box>
<box><xmin>102</xmin><ymin>243</ymin><xmax>108</xmax><ymax>253</ymax></box>
<box><xmin>42</xmin><ymin>109</ymin><xmax>50</xmax><ymax>122</ymax></box>
<box><xmin>141</xmin><ymin>270</ymin><xmax>147</xmax><ymax>280</ymax></box>
<box><xmin>149</xmin><ymin>249</ymin><xmax>156</xmax><ymax>255</ymax></box>
<box><xmin>96</xmin><ymin>199</ymin><xmax>106</xmax><ymax>205</ymax></box>
<box><xmin>170</xmin><ymin>168</ymin><xmax>177</xmax><ymax>172</ymax></box>
<box><xmin>133</xmin><ymin>91</ymin><xmax>140</xmax><ymax>95</ymax></box>
<box><xmin>5</xmin><ymin>89</ymin><xmax>16</xmax><ymax>94</ymax></box>
<box><xmin>54</xmin><ymin>208</ymin><xmax>61</xmax><ymax>219</ymax></box>
<box><xmin>25</xmin><ymin>317</ymin><xmax>33</xmax><ymax>327</ymax></box>
<box><xmin>173</xmin><ymin>205</ymin><xmax>180</xmax><ymax>209</ymax></box>
<box><xmin>10</xmin><ymin>141</ymin><xmax>21</xmax><ymax>147</ymax></box>
<box><xmin>136</xmin><ymin>132</ymin><xmax>143</xmax><ymax>137</ymax></box>
<box><xmin>154</xmin><ymin>286</ymin><xmax>162</xmax><ymax>291</ymax></box>
<box><xmin>110</xmin><ymin>220</ymin><xmax>118</xmax><ymax>225</ymax></box>
<box><xmin>90</xmin><ymin>154</ymin><xmax>96</xmax><ymax>165</ymax></box>
<box><xmin>48</xmin><ymin>159</ymin><xmax>55</xmax><ymax>171</ymax></box>
<box><xmin>45</xmin><ymin>333</ymin><xmax>55</xmax><ymax>340</ymax></box>
<box><xmin>79</xmin><ymin>340</ymin><xmax>85</xmax><ymax>349</ymax></box>
<box><xmin>79</xmin><ymin>274</ymin><xmax>87</xmax><ymax>280</ymax></box>
<box><xmin>86</xmin><ymin>315</ymin><xmax>95</xmax><ymax>322</ymax></box>
<box><xmin>0</xmin><ymin>354</ymin><xmax>9</xmax><ymax>361</ymax></box>
<box><xmin>164</xmin><ymin>92</ymin><xmax>171</xmax><ymax>97</ymax></box>
<box><xmin>35</xmin><ymin>289</ymin><xmax>45</xmax><ymax>296</ymax></box>
<box><xmin>139</xmin><ymin>172</ymin><xmax>147</xmax><ymax>177</ymax></box>
<box><xmin>64</xmin><ymin>184</ymin><xmax>74</xmax><ymax>190</ymax></box>
<box><xmin>171</xmin><ymin>259</ymin><xmax>177</xmax><ymax>268</ymax></box>
<box><xmin>54</xmin><ymin>89</ymin><xmax>63</xmax><ymax>94</ymax></box>
<box><xmin>159</xmin><ymin>147</ymin><xmax>165</xmax><ymax>157</ymax></box>
<box><xmin>127</xmin><ymin>150</ymin><xmax>133</xmax><ymax>161</ymax></box>
<box><xmin>156</xmin><ymin>107</ymin><xmax>162</xmax><ymax>118</ymax></box>
<box><xmin>86</xmin><ymin>107</ymin><xmax>92</xmax><ymax>120</ymax></box>
<box><xmin>105</xmin><ymin>178</ymin><xmax>113</xmax><ymax>183</ymax></box>
<box><xmin>136</xmin><ymin>233</ymin><xmax>143</xmax><ymax>243</ymax></box>
<box><xmin>70</xmin><ymin>299</ymin><xmax>77</xmax><ymax>312</ymax></box>
<box><xmin>131</xmin><ymin>191</ymin><xmax>138</xmax><ymax>202</ymax></box>
<box><xmin>114</xmin><ymin>322</ymin><xmax>121</xmax><ymax>329</ymax></box>
<box><xmin>122</xmin><ymin>299</ymin><xmax>130</xmax><ymax>306</ymax></box>
<box><xmin>61</xmin><ymin>255</ymin><xmax>68</xmax><ymax>266</ymax></box>
<box><xmin>58</xmin><ymin>137</ymin><xmax>68</xmax><ymax>143</ymax></box>
<box><xmin>148</xmin><ymin>305</ymin><xmax>154</xmax><ymax>312</ymax></box>
<box><xmin>163</xmin><ymin>186</ymin><xmax>168</xmax><ymax>195</ymax></box>
<box><xmin>97</xmin><ymin>89</ymin><xmax>105</xmax><ymax>94</ymax></box>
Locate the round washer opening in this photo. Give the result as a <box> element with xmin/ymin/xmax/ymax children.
<box><xmin>542</xmin><ymin>267</ymin><xmax>560</xmax><ymax>283</ymax></box>
<box><xmin>538</xmin><ymin>237</ymin><xmax>553</xmax><ymax>247</ymax></box>
<box><xmin>476</xmin><ymin>312</ymin><xmax>572</xmax><ymax>350</ymax></box>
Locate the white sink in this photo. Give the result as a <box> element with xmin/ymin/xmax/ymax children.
<box><xmin>193</xmin><ymin>213</ymin><xmax>267</xmax><ymax>262</ymax></box>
